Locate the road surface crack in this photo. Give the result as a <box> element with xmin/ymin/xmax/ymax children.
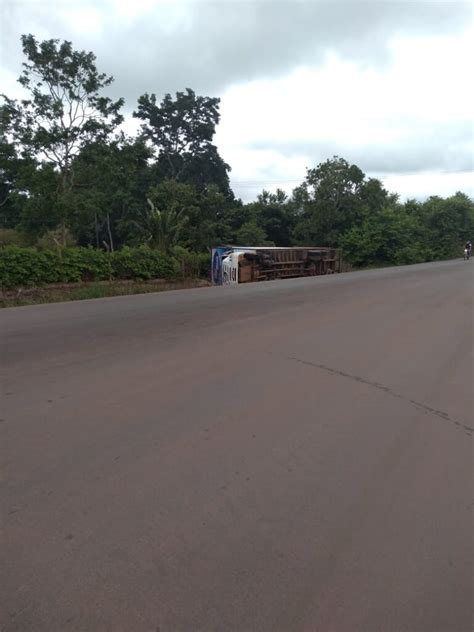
<box><xmin>286</xmin><ymin>355</ymin><xmax>473</xmax><ymax>436</ymax></box>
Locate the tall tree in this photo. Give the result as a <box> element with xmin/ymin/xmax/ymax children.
<box><xmin>293</xmin><ymin>156</ymin><xmax>368</xmax><ymax>246</ymax></box>
<box><xmin>2</xmin><ymin>34</ymin><xmax>124</xmax><ymax>243</ymax></box>
<box><xmin>0</xmin><ymin>104</ymin><xmax>31</xmax><ymax>228</ymax></box>
<box><xmin>235</xmin><ymin>221</ymin><xmax>271</xmax><ymax>246</ymax></box>
<box><xmin>183</xmin><ymin>184</ymin><xmax>233</xmax><ymax>251</ymax></box>
<box><xmin>340</xmin><ymin>206</ymin><xmax>429</xmax><ymax>267</ymax></box>
<box><xmin>416</xmin><ymin>192</ymin><xmax>474</xmax><ymax>259</ymax></box>
<box><xmin>360</xmin><ymin>177</ymin><xmax>394</xmax><ymax>215</ymax></box>
<box><xmin>134</xmin><ymin>88</ymin><xmax>232</xmax><ymax>196</ymax></box>
<box><xmin>251</xmin><ymin>189</ymin><xmax>295</xmax><ymax>246</ymax></box>
<box><xmin>69</xmin><ymin>136</ymin><xmax>153</xmax><ymax>249</ymax></box>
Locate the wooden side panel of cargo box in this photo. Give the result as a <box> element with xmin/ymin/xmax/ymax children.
<box><xmin>239</xmin><ymin>261</ymin><xmax>254</xmax><ymax>283</ymax></box>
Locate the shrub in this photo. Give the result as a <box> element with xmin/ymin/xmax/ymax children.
<box><xmin>0</xmin><ymin>247</ymin><xmax>59</xmax><ymax>287</ymax></box>
<box><xmin>60</xmin><ymin>248</ymin><xmax>112</xmax><ymax>282</ymax></box>
<box><xmin>0</xmin><ymin>245</ymin><xmax>181</xmax><ymax>289</ymax></box>
<box><xmin>111</xmin><ymin>246</ymin><xmax>177</xmax><ymax>280</ymax></box>
<box><xmin>173</xmin><ymin>246</ymin><xmax>210</xmax><ymax>279</ymax></box>
<box><xmin>0</xmin><ymin>245</ymin><xmax>212</xmax><ymax>289</ymax></box>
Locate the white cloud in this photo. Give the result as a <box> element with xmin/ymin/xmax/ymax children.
<box><xmin>58</xmin><ymin>6</ymin><xmax>104</xmax><ymax>36</ymax></box>
<box><xmin>215</xmin><ymin>27</ymin><xmax>474</xmax><ymax>201</ymax></box>
<box><xmin>381</xmin><ymin>171</ymin><xmax>474</xmax><ymax>200</ymax></box>
<box><xmin>1</xmin><ymin>1</ymin><xmax>473</xmax><ymax>203</ymax></box>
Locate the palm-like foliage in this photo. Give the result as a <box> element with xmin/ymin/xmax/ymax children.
<box><xmin>141</xmin><ymin>197</ymin><xmax>188</xmax><ymax>253</ymax></box>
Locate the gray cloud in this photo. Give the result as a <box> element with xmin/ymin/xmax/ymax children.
<box><xmin>1</xmin><ymin>1</ymin><xmax>471</xmax><ymax>106</ymax></box>
<box><xmin>2</xmin><ymin>1</ymin><xmax>472</xmax><ymax>201</ymax></box>
<box><xmin>247</xmin><ymin>119</ymin><xmax>474</xmax><ymax>175</ymax></box>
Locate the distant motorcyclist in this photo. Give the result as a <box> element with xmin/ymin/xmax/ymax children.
<box><xmin>464</xmin><ymin>240</ymin><xmax>471</xmax><ymax>260</ymax></box>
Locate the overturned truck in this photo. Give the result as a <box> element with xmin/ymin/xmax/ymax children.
<box><xmin>212</xmin><ymin>246</ymin><xmax>340</xmax><ymax>285</ymax></box>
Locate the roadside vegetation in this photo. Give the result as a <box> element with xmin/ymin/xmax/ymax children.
<box><xmin>0</xmin><ymin>278</ymin><xmax>210</xmax><ymax>308</ymax></box>
<box><xmin>1</xmin><ymin>34</ymin><xmax>473</xmax><ymax>303</ymax></box>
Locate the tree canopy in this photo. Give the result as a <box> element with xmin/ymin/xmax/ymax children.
<box><xmin>1</xmin><ymin>34</ymin><xmax>473</xmax><ymax>267</ymax></box>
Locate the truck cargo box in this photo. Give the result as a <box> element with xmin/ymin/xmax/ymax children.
<box><xmin>212</xmin><ymin>246</ymin><xmax>340</xmax><ymax>285</ymax></box>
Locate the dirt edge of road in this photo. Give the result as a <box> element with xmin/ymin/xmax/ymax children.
<box><xmin>0</xmin><ymin>278</ymin><xmax>211</xmax><ymax>308</ymax></box>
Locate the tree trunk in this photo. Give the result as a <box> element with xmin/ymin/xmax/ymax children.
<box><xmin>94</xmin><ymin>214</ymin><xmax>100</xmax><ymax>249</ymax></box>
<box><xmin>106</xmin><ymin>212</ymin><xmax>114</xmax><ymax>252</ymax></box>
<box><xmin>60</xmin><ymin>164</ymin><xmax>70</xmax><ymax>247</ymax></box>
<box><xmin>60</xmin><ymin>219</ymin><xmax>67</xmax><ymax>247</ymax></box>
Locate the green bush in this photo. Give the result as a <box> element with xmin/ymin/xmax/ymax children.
<box><xmin>111</xmin><ymin>246</ymin><xmax>177</xmax><ymax>280</ymax></box>
<box><xmin>0</xmin><ymin>245</ymin><xmax>185</xmax><ymax>289</ymax></box>
<box><xmin>0</xmin><ymin>247</ymin><xmax>58</xmax><ymax>287</ymax></box>
<box><xmin>61</xmin><ymin>248</ymin><xmax>111</xmax><ymax>282</ymax></box>
<box><xmin>173</xmin><ymin>246</ymin><xmax>210</xmax><ymax>279</ymax></box>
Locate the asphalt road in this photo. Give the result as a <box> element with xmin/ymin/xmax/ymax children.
<box><xmin>1</xmin><ymin>261</ymin><xmax>473</xmax><ymax>632</ymax></box>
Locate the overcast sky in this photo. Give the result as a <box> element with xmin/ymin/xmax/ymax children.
<box><xmin>1</xmin><ymin>0</ymin><xmax>473</xmax><ymax>202</ymax></box>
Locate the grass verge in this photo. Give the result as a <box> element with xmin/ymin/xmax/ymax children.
<box><xmin>1</xmin><ymin>278</ymin><xmax>211</xmax><ymax>308</ymax></box>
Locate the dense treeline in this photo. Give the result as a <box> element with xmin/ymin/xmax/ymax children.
<box><xmin>1</xmin><ymin>34</ymin><xmax>473</xmax><ymax>273</ymax></box>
